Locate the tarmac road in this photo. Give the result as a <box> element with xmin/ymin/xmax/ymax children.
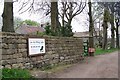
<box><xmin>53</xmin><ymin>51</ymin><xmax>118</xmax><ymax>78</ymax></box>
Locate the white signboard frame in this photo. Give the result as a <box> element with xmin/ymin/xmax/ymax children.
<box><xmin>28</xmin><ymin>38</ymin><xmax>45</xmax><ymax>56</ymax></box>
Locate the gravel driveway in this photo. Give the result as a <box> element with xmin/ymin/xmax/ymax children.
<box><xmin>52</xmin><ymin>51</ymin><xmax>118</xmax><ymax>78</ymax></box>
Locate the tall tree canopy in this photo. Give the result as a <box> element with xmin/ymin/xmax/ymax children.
<box><xmin>22</xmin><ymin>19</ymin><xmax>40</xmax><ymax>26</ymax></box>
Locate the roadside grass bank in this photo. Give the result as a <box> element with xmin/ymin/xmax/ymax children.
<box><xmin>95</xmin><ymin>48</ymin><xmax>119</xmax><ymax>55</ymax></box>
<box><xmin>1</xmin><ymin>68</ymin><xmax>32</xmax><ymax>79</ymax></box>
<box><xmin>1</xmin><ymin>48</ymin><xmax>119</xmax><ymax>79</ymax></box>
<box><xmin>40</xmin><ymin>64</ymin><xmax>72</xmax><ymax>73</ymax></box>
<box><xmin>29</xmin><ymin>64</ymin><xmax>74</xmax><ymax>78</ymax></box>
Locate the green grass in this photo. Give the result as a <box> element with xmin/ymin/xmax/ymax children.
<box><xmin>95</xmin><ymin>48</ymin><xmax>119</xmax><ymax>55</ymax></box>
<box><xmin>1</xmin><ymin>68</ymin><xmax>32</xmax><ymax>79</ymax></box>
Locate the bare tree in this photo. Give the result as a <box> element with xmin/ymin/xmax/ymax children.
<box><xmin>59</xmin><ymin>1</ymin><xmax>86</xmax><ymax>27</ymax></box>
<box><xmin>58</xmin><ymin>1</ymin><xmax>86</xmax><ymax>36</ymax></box>
<box><xmin>82</xmin><ymin>2</ymin><xmax>104</xmax><ymax>48</ymax></box>
<box><xmin>92</xmin><ymin>3</ymin><xmax>104</xmax><ymax>48</ymax></box>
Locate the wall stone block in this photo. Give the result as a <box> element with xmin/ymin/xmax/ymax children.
<box><xmin>5</xmin><ymin>64</ymin><xmax>11</xmax><ymax>69</ymax></box>
<box><xmin>1</xmin><ymin>32</ymin><xmax>83</xmax><ymax>69</ymax></box>
<box><xmin>12</xmin><ymin>64</ymin><xmax>19</xmax><ymax>68</ymax></box>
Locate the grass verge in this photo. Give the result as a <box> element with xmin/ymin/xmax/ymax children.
<box><xmin>30</xmin><ymin>64</ymin><xmax>72</xmax><ymax>78</ymax></box>
<box><xmin>95</xmin><ymin>48</ymin><xmax>119</xmax><ymax>55</ymax></box>
<box><xmin>40</xmin><ymin>64</ymin><xmax>72</xmax><ymax>73</ymax></box>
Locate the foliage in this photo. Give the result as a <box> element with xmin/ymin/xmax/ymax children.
<box><xmin>60</xmin><ymin>25</ymin><xmax>74</xmax><ymax>37</ymax></box>
<box><xmin>22</xmin><ymin>20</ymin><xmax>40</xmax><ymax>26</ymax></box>
<box><xmin>44</xmin><ymin>23</ymin><xmax>73</xmax><ymax>37</ymax></box>
<box><xmin>104</xmin><ymin>9</ymin><xmax>110</xmax><ymax>22</ymax></box>
<box><xmin>36</xmin><ymin>31</ymin><xmax>45</xmax><ymax>36</ymax></box>
<box><xmin>1</xmin><ymin>68</ymin><xmax>32</xmax><ymax>79</ymax></box>
<box><xmin>44</xmin><ymin>23</ymin><xmax>52</xmax><ymax>35</ymax></box>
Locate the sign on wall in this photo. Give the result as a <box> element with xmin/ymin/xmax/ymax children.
<box><xmin>28</xmin><ymin>38</ymin><xmax>45</xmax><ymax>56</ymax></box>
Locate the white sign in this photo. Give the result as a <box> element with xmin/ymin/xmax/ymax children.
<box><xmin>28</xmin><ymin>38</ymin><xmax>45</xmax><ymax>56</ymax></box>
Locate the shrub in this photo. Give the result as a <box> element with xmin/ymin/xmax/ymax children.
<box><xmin>60</xmin><ymin>25</ymin><xmax>73</xmax><ymax>37</ymax></box>
<box><xmin>1</xmin><ymin>68</ymin><xmax>32</xmax><ymax>79</ymax></box>
<box><xmin>44</xmin><ymin>23</ymin><xmax>73</xmax><ymax>37</ymax></box>
<box><xmin>36</xmin><ymin>31</ymin><xmax>45</xmax><ymax>36</ymax></box>
<box><xmin>44</xmin><ymin>24</ymin><xmax>52</xmax><ymax>35</ymax></box>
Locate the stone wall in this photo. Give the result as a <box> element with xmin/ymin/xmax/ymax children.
<box><xmin>0</xmin><ymin>32</ymin><xmax>83</xmax><ymax>69</ymax></box>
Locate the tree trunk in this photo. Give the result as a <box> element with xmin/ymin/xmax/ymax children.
<box><xmin>2</xmin><ymin>1</ymin><xmax>14</xmax><ymax>32</ymax></box>
<box><xmin>88</xmin><ymin>0</ymin><xmax>94</xmax><ymax>48</ymax></box>
<box><xmin>98</xmin><ymin>19</ymin><xmax>102</xmax><ymax>48</ymax></box>
<box><xmin>110</xmin><ymin>14</ymin><xmax>115</xmax><ymax>48</ymax></box>
<box><xmin>67</xmin><ymin>18</ymin><xmax>72</xmax><ymax>27</ymax></box>
<box><xmin>115</xmin><ymin>19</ymin><xmax>119</xmax><ymax>48</ymax></box>
<box><xmin>51</xmin><ymin>1</ymin><xmax>59</xmax><ymax>34</ymax></box>
<box><xmin>102</xmin><ymin>9</ymin><xmax>108</xmax><ymax>50</ymax></box>
<box><xmin>102</xmin><ymin>22</ymin><xmax>108</xmax><ymax>50</ymax></box>
<box><xmin>62</xmin><ymin>12</ymin><xmax>65</xmax><ymax>27</ymax></box>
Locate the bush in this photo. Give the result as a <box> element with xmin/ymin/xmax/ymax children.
<box><xmin>60</xmin><ymin>25</ymin><xmax>73</xmax><ymax>37</ymax></box>
<box><xmin>44</xmin><ymin>23</ymin><xmax>73</xmax><ymax>37</ymax></box>
<box><xmin>44</xmin><ymin>24</ymin><xmax>52</xmax><ymax>35</ymax></box>
<box><xmin>36</xmin><ymin>31</ymin><xmax>45</xmax><ymax>36</ymax></box>
<box><xmin>1</xmin><ymin>68</ymin><xmax>32</xmax><ymax>79</ymax></box>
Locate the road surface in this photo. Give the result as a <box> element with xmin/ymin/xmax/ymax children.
<box><xmin>52</xmin><ymin>51</ymin><xmax>118</xmax><ymax>78</ymax></box>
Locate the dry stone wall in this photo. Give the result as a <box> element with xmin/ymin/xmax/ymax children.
<box><xmin>0</xmin><ymin>32</ymin><xmax>83</xmax><ymax>69</ymax></box>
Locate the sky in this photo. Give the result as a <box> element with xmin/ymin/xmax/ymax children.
<box><xmin>0</xmin><ymin>0</ymin><xmax>3</xmax><ymax>31</ymax></box>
